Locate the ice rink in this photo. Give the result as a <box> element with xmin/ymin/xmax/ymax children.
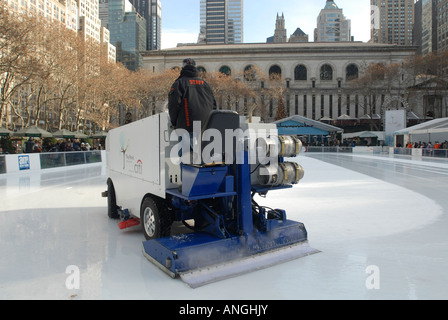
<box><xmin>1</xmin><ymin>153</ymin><xmax>447</xmax><ymax>300</ymax></box>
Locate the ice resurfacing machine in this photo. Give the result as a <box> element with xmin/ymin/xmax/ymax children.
<box><xmin>104</xmin><ymin>111</ymin><xmax>318</xmax><ymax>287</ymax></box>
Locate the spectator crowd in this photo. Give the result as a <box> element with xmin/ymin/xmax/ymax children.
<box><xmin>21</xmin><ymin>137</ymin><xmax>103</xmax><ymax>154</ymax></box>
<box><xmin>405</xmin><ymin>141</ymin><xmax>448</xmax><ymax>149</ymax></box>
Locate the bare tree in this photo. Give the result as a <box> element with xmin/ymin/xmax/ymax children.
<box><xmin>0</xmin><ymin>8</ymin><xmax>45</xmax><ymax>128</ymax></box>
<box><xmin>404</xmin><ymin>51</ymin><xmax>448</xmax><ymax>119</ymax></box>
<box><xmin>350</xmin><ymin>61</ymin><xmax>411</xmax><ymax>130</ymax></box>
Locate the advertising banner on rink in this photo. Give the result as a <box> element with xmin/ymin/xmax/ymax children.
<box><xmin>385</xmin><ymin>110</ymin><xmax>406</xmax><ymax>146</ymax></box>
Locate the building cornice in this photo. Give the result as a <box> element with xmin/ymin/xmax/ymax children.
<box><xmin>142</xmin><ymin>42</ymin><xmax>418</xmax><ymax>58</ymax></box>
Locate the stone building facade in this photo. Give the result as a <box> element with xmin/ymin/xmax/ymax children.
<box><xmin>142</xmin><ymin>42</ymin><xmax>446</xmax><ymax>125</ymax></box>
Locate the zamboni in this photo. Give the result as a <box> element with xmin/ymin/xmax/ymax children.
<box><xmin>104</xmin><ymin>110</ymin><xmax>318</xmax><ymax>287</ymax></box>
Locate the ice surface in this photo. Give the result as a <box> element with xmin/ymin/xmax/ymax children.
<box><xmin>1</xmin><ymin>154</ymin><xmax>448</xmax><ymax>299</ymax></box>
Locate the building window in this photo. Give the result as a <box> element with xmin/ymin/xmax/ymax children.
<box><xmin>338</xmin><ymin>95</ymin><xmax>342</xmax><ymax>117</ymax></box>
<box><xmin>346</xmin><ymin>64</ymin><xmax>359</xmax><ymax>81</ymax></box>
<box><xmin>294</xmin><ymin>65</ymin><xmax>307</xmax><ymax>80</ymax></box>
<box><xmin>219</xmin><ymin>65</ymin><xmax>231</xmax><ymax>76</ymax></box>
<box><xmin>329</xmin><ymin>95</ymin><xmax>333</xmax><ymax>118</ymax></box>
<box><xmin>373</xmin><ymin>95</ymin><xmax>377</xmax><ymax>114</ymax></box>
<box><xmin>346</xmin><ymin>94</ymin><xmax>350</xmax><ymax>115</ymax></box>
<box><xmin>303</xmin><ymin>95</ymin><xmax>307</xmax><ymax>117</ymax></box>
<box><xmin>197</xmin><ymin>66</ymin><xmax>207</xmax><ymax>78</ymax></box>
<box><xmin>312</xmin><ymin>95</ymin><xmax>316</xmax><ymax>119</ymax></box>
<box><xmin>269</xmin><ymin>65</ymin><xmax>282</xmax><ymax>79</ymax></box>
<box><xmin>295</xmin><ymin>95</ymin><xmax>298</xmax><ymax>114</ymax></box>
<box><xmin>243</xmin><ymin>65</ymin><xmax>256</xmax><ymax>81</ymax></box>
<box><xmin>320</xmin><ymin>64</ymin><xmax>333</xmax><ymax>81</ymax></box>
<box><xmin>321</xmin><ymin>95</ymin><xmax>325</xmax><ymax>119</ymax></box>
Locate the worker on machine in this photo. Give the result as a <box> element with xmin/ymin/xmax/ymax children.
<box><xmin>168</xmin><ymin>58</ymin><xmax>217</xmax><ymax>132</ymax></box>
<box><xmin>168</xmin><ymin>58</ymin><xmax>217</xmax><ymax>163</ymax></box>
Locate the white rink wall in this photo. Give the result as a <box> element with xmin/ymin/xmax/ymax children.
<box><xmin>0</xmin><ymin>151</ymin><xmax>106</xmax><ymax>174</ymax></box>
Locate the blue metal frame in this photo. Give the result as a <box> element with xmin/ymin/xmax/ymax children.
<box><xmin>166</xmin><ymin>188</ymin><xmax>236</xmax><ymax>201</ymax></box>
<box><xmin>142</xmin><ymin>150</ymin><xmax>310</xmax><ymax>277</ymax></box>
<box><xmin>236</xmin><ymin>150</ymin><xmax>253</xmax><ymax>234</ymax></box>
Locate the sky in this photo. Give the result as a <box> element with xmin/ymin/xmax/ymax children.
<box><xmin>160</xmin><ymin>0</ymin><xmax>372</xmax><ymax>49</ymax></box>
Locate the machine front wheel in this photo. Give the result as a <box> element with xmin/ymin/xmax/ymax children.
<box><xmin>141</xmin><ymin>197</ymin><xmax>168</xmax><ymax>240</ymax></box>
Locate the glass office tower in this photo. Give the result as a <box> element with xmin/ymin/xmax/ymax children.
<box><xmin>315</xmin><ymin>0</ymin><xmax>351</xmax><ymax>42</ymax></box>
<box><xmin>129</xmin><ymin>0</ymin><xmax>162</xmax><ymax>50</ymax></box>
<box><xmin>199</xmin><ymin>0</ymin><xmax>243</xmax><ymax>44</ymax></box>
<box><xmin>108</xmin><ymin>0</ymin><xmax>147</xmax><ymax>70</ymax></box>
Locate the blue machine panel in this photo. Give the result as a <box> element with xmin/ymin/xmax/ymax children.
<box><xmin>181</xmin><ymin>165</ymin><xmax>228</xmax><ymax>197</ymax></box>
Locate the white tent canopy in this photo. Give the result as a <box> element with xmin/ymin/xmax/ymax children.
<box><xmin>343</xmin><ymin>131</ymin><xmax>385</xmax><ymax>140</ymax></box>
<box><xmin>394</xmin><ymin>118</ymin><xmax>448</xmax><ymax>144</ymax></box>
<box><xmin>394</xmin><ymin>118</ymin><xmax>448</xmax><ymax>135</ymax></box>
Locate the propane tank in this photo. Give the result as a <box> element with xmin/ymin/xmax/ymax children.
<box><xmin>251</xmin><ymin>162</ymin><xmax>304</xmax><ymax>186</ymax></box>
<box><xmin>260</xmin><ymin>135</ymin><xmax>302</xmax><ymax>158</ymax></box>
<box><xmin>277</xmin><ymin>135</ymin><xmax>302</xmax><ymax>157</ymax></box>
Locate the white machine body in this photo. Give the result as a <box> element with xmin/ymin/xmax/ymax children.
<box><xmin>106</xmin><ymin>112</ymin><xmax>180</xmax><ymax>218</ymax></box>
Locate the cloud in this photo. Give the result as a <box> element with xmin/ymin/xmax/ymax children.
<box><xmin>161</xmin><ymin>30</ymin><xmax>199</xmax><ymax>49</ymax></box>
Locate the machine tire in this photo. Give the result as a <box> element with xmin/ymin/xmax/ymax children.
<box><xmin>140</xmin><ymin>197</ymin><xmax>171</xmax><ymax>240</ymax></box>
<box><xmin>107</xmin><ymin>180</ymin><xmax>119</xmax><ymax>219</ymax></box>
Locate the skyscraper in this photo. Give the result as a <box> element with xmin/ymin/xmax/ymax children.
<box><xmin>414</xmin><ymin>0</ymin><xmax>448</xmax><ymax>54</ymax></box>
<box><xmin>273</xmin><ymin>13</ymin><xmax>287</xmax><ymax>43</ymax></box>
<box><xmin>198</xmin><ymin>0</ymin><xmax>243</xmax><ymax>44</ymax></box>
<box><xmin>108</xmin><ymin>0</ymin><xmax>146</xmax><ymax>71</ymax></box>
<box><xmin>129</xmin><ymin>0</ymin><xmax>162</xmax><ymax>50</ymax></box>
<box><xmin>419</xmin><ymin>0</ymin><xmax>437</xmax><ymax>54</ymax></box>
<box><xmin>370</xmin><ymin>0</ymin><xmax>414</xmax><ymax>46</ymax></box>
<box><xmin>315</xmin><ymin>0</ymin><xmax>351</xmax><ymax>42</ymax></box>
<box><xmin>437</xmin><ymin>0</ymin><xmax>448</xmax><ymax>52</ymax></box>
<box><xmin>227</xmin><ymin>0</ymin><xmax>243</xmax><ymax>43</ymax></box>
<box><xmin>77</xmin><ymin>0</ymin><xmax>102</xmax><ymax>42</ymax></box>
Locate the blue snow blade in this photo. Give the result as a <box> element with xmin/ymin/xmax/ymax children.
<box><xmin>142</xmin><ymin>219</ymin><xmax>319</xmax><ymax>287</ymax></box>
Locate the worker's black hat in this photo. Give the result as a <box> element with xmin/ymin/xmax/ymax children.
<box><xmin>182</xmin><ymin>58</ymin><xmax>196</xmax><ymax>68</ymax></box>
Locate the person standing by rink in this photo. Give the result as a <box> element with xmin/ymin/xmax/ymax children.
<box><xmin>24</xmin><ymin>137</ymin><xmax>35</xmax><ymax>153</ymax></box>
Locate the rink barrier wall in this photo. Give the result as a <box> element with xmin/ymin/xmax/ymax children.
<box><xmin>2</xmin><ymin>146</ymin><xmax>447</xmax><ymax>175</ymax></box>
<box><xmin>0</xmin><ymin>150</ymin><xmax>106</xmax><ymax>175</ymax></box>
<box><xmin>306</xmin><ymin>146</ymin><xmax>448</xmax><ymax>158</ymax></box>
<box><xmin>390</xmin><ymin>147</ymin><xmax>448</xmax><ymax>158</ymax></box>
<box><xmin>306</xmin><ymin>146</ymin><xmax>385</xmax><ymax>154</ymax></box>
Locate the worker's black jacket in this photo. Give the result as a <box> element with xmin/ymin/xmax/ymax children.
<box><xmin>168</xmin><ymin>66</ymin><xmax>216</xmax><ymax>132</ymax></box>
